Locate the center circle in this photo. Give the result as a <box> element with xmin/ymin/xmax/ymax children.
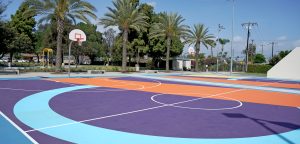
<box><xmin>151</xmin><ymin>93</ymin><xmax>243</xmax><ymax>110</ymax></box>
<box><xmin>50</xmin><ymin>88</ymin><xmax>300</xmax><ymax>139</ymax></box>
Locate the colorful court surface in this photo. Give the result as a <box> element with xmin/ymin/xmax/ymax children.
<box><xmin>0</xmin><ymin>74</ymin><xmax>300</xmax><ymax>144</ymax></box>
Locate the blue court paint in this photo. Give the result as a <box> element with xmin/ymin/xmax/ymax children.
<box><xmin>14</xmin><ymin>86</ymin><xmax>300</xmax><ymax>144</ymax></box>
<box><xmin>0</xmin><ymin>113</ymin><xmax>33</xmax><ymax>144</ymax></box>
<box><xmin>0</xmin><ymin>77</ymin><xmax>41</xmax><ymax>80</ymax></box>
<box><xmin>133</xmin><ymin>75</ymin><xmax>300</xmax><ymax>95</ymax></box>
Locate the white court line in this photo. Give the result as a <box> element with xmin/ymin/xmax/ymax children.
<box><xmin>25</xmin><ymin>105</ymin><xmax>167</xmax><ymax>133</ymax></box>
<box><xmin>24</xmin><ymin>79</ymin><xmax>286</xmax><ymax>133</ymax></box>
<box><xmin>0</xmin><ymin>111</ymin><xmax>38</xmax><ymax>144</ymax></box>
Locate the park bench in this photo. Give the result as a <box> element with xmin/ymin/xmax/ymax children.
<box><xmin>145</xmin><ymin>70</ymin><xmax>159</xmax><ymax>73</ymax></box>
<box><xmin>0</xmin><ymin>69</ymin><xmax>20</xmax><ymax>75</ymax></box>
<box><xmin>87</xmin><ymin>70</ymin><xmax>105</xmax><ymax>74</ymax></box>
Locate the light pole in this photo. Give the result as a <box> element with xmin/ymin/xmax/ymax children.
<box><xmin>68</xmin><ymin>41</ymin><xmax>74</xmax><ymax>78</ymax></box>
<box><xmin>229</xmin><ymin>0</ymin><xmax>235</xmax><ymax>75</ymax></box>
<box><xmin>216</xmin><ymin>24</ymin><xmax>225</xmax><ymax>73</ymax></box>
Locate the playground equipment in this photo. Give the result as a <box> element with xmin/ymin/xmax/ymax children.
<box><xmin>267</xmin><ymin>47</ymin><xmax>300</xmax><ymax>80</ymax></box>
<box><xmin>42</xmin><ymin>48</ymin><xmax>53</xmax><ymax>67</ymax></box>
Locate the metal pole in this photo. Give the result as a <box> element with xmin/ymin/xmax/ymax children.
<box><xmin>245</xmin><ymin>27</ymin><xmax>250</xmax><ymax>72</ymax></box>
<box><xmin>68</xmin><ymin>41</ymin><xmax>74</xmax><ymax>78</ymax></box>
<box><xmin>216</xmin><ymin>24</ymin><xmax>225</xmax><ymax>73</ymax></box>
<box><xmin>230</xmin><ymin>0</ymin><xmax>235</xmax><ymax>75</ymax></box>
<box><xmin>217</xmin><ymin>58</ymin><xmax>219</xmax><ymax>73</ymax></box>
<box><xmin>271</xmin><ymin>42</ymin><xmax>274</xmax><ymax>58</ymax></box>
<box><xmin>261</xmin><ymin>44</ymin><xmax>264</xmax><ymax>55</ymax></box>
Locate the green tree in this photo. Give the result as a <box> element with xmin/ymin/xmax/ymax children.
<box><xmin>253</xmin><ymin>53</ymin><xmax>266</xmax><ymax>64</ymax></box>
<box><xmin>100</xmin><ymin>0</ymin><xmax>148</xmax><ymax>72</ymax></box>
<box><xmin>75</xmin><ymin>22</ymin><xmax>103</xmax><ymax>65</ymax></box>
<box><xmin>207</xmin><ymin>39</ymin><xmax>216</xmax><ymax>57</ymax></box>
<box><xmin>249</xmin><ymin>43</ymin><xmax>256</xmax><ymax>63</ymax></box>
<box><xmin>269</xmin><ymin>50</ymin><xmax>291</xmax><ymax>66</ymax></box>
<box><xmin>150</xmin><ymin>12</ymin><xmax>188</xmax><ymax>71</ymax></box>
<box><xmin>0</xmin><ymin>1</ymin><xmax>11</xmax><ymax>58</ymax></box>
<box><xmin>103</xmin><ymin>28</ymin><xmax>116</xmax><ymax>65</ymax></box>
<box><xmin>27</xmin><ymin>0</ymin><xmax>97</xmax><ymax>71</ymax></box>
<box><xmin>185</xmin><ymin>24</ymin><xmax>214</xmax><ymax>71</ymax></box>
<box><xmin>218</xmin><ymin>38</ymin><xmax>230</xmax><ymax>55</ymax></box>
<box><xmin>7</xmin><ymin>2</ymin><xmax>36</xmax><ymax>62</ymax></box>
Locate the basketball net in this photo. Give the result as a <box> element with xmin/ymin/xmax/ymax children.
<box><xmin>75</xmin><ymin>33</ymin><xmax>84</xmax><ymax>46</ymax></box>
<box><xmin>77</xmin><ymin>38</ymin><xmax>83</xmax><ymax>46</ymax></box>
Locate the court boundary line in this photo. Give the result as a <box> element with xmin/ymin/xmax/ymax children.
<box><xmin>0</xmin><ymin>111</ymin><xmax>38</xmax><ymax>144</ymax></box>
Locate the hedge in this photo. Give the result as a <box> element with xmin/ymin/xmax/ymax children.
<box><xmin>19</xmin><ymin>65</ymin><xmax>136</xmax><ymax>73</ymax></box>
<box><xmin>247</xmin><ymin>64</ymin><xmax>272</xmax><ymax>74</ymax></box>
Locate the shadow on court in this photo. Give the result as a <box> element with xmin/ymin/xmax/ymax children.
<box><xmin>223</xmin><ymin>113</ymin><xmax>300</xmax><ymax>144</ymax></box>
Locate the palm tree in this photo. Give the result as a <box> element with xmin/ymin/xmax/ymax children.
<box><xmin>218</xmin><ymin>38</ymin><xmax>230</xmax><ymax>56</ymax></box>
<box><xmin>207</xmin><ymin>39</ymin><xmax>216</xmax><ymax>57</ymax></box>
<box><xmin>99</xmin><ymin>0</ymin><xmax>148</xmax><ymax>72</ymax></box>
<box><xmin>185</xmin><ymin>24</ymin><xmax>214</xmax><ymax>72</ymax></box>
<box><xmin>26</xmin><ymin>0</ymin><xmax>97</xmax><ymax>71</ymax></box>
<box><xmin>150</xmin><ymin>12</ymin><xmax>189</xmax><ymax>71</ymax></box>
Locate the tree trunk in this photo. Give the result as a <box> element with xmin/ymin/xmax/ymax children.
<box><xmin>195</xmin><ymin>42</ymin><xmax>200</xmax><ymax>72</ymax></box>
<box><xmin>136</xmin><ymin>47</ymin><xmax>140</xmax><ymax>67</ymax></box>
<box><xmin>36</xmin><ymin>53</ymin><xmax>40</xmax><ymax>63</ymax></box>
<box><xmin>166</xmin><ymin>36</ymin><xmax>171</xmax><ymax>71</ymax></box>
<box><xmin>211</xmin><ymin>47</ymin><xmax>213</xmax><ymax>57</ymax></box>
<box><xmin>55</xmin><ymin>18</ymin><xmax>64</xmax><ymax>72</ymax></box>
<box><xmin>9</xmin><ymin>52</ymin><xmax>13</xmax><ymax>63</ymax></box>
<box><xmin>122</xmin><ymin>30</ymin><xmax>128</xmax><ymax>72</ymax></box>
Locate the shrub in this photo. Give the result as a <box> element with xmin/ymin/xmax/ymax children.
<box><xmin>247</xmin><ymin>64</ymin><xmax>272</xmax><ymax>74</ymax></box>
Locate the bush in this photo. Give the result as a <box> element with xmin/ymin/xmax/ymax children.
<box><xmin>247</xmin><ymin>64</ymin><xmax>272</xmax><ymax>74</ymax></box>
<box><xmin>19</xmin><ymin>65</ymin><xmax>136</xmax><ymax>73</ymax></box>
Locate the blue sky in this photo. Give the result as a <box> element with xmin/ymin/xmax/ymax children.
<box><xmin>3</xmin><ymin>0</ymin><xmax>300</xmax><ymax>59</ymax></box>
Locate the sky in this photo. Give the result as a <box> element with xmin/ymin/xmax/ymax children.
<box><xmin>2</xmin><ymin>0</ymin><xmax>300</xmax><ymax>59</ymax></box>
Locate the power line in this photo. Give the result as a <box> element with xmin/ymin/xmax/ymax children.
<box><xmin>241</xmin><ymin>22</ymin><xmax>258</xmax><ymax>72</ymax></box>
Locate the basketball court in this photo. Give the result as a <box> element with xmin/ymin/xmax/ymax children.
<box><xmin>0</xmin><ymin>73</ymin><xmax>300</xmax><ymax>144</ymax></box>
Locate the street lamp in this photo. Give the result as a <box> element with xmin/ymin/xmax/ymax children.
<box><xmin>229</xmin><ymin>0</ymin><xmax>235</xmax><ymax>75</ymax></box>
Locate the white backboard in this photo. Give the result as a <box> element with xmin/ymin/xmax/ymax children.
<box><xmin>69</xmin><ymin>29</ymin><xmax>87</xmax><ymax>42</ymax></box>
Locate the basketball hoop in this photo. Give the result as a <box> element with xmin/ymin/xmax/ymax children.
<box><xmin>67</xmin><ymin>29</ymin><xmax>87</xmax><ymax>78</ymax></box>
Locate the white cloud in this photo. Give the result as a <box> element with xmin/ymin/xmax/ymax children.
<box><xmin>233</xmin><ymin>36</ymin><xmax>243</xmax><ymax>42</ymax></box>
<box><xmin>147</xmin><ymin>1</ymin><xmax>157</xmax><ymax>7</ymax></box>
<box><xmin>277</xmin><ymin>36</ymin><xmax>287</xmax><ymax>41</ymax></box>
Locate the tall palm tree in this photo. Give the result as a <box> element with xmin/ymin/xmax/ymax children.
<box><xmin>99</xmin><ymin>0</ymin><xmax>148</xmax><ymax>72</ymax></box>
<box><xmin>185</xmin><ymin>24</ymin><xmax>214</xmax><ymax>72</ymax></box>
<box><xmin>150</xmin><ymin>12</ymin><xmax>189</xmax><ymax>71</ymax></box>
<box><xmin>26</xmin><ymin>0</ymin><xmax>97</xmax><ymax>71</ymax></box>
<box><xmin>207</xmin><ymin>39</ymin><xmax>216</xmax><ymax>57</ymax></box>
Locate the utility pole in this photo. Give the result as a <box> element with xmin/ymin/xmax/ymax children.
<box><xmin>260</xmin><ymin>43</ymin><xmax>265</xmax><ymax>55</ymax></box>
<box><xmin>216</xmin><ymin>24</ymin><xmax>225</xmax><ymax>73</ymax></box>
<box><xmin>269</xmin><ymin>42</ymin><xmax>277</xmax><ymax>58</ymax></box>
<box><xmin>242</xmin><ymin>22</ymin><xmax>258</xmax><ymax>72</ymax></box>
<box><xmin>250</xmin><ymin>39</ymin><xmax>254</xmax><ymax>64</ymax></box>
